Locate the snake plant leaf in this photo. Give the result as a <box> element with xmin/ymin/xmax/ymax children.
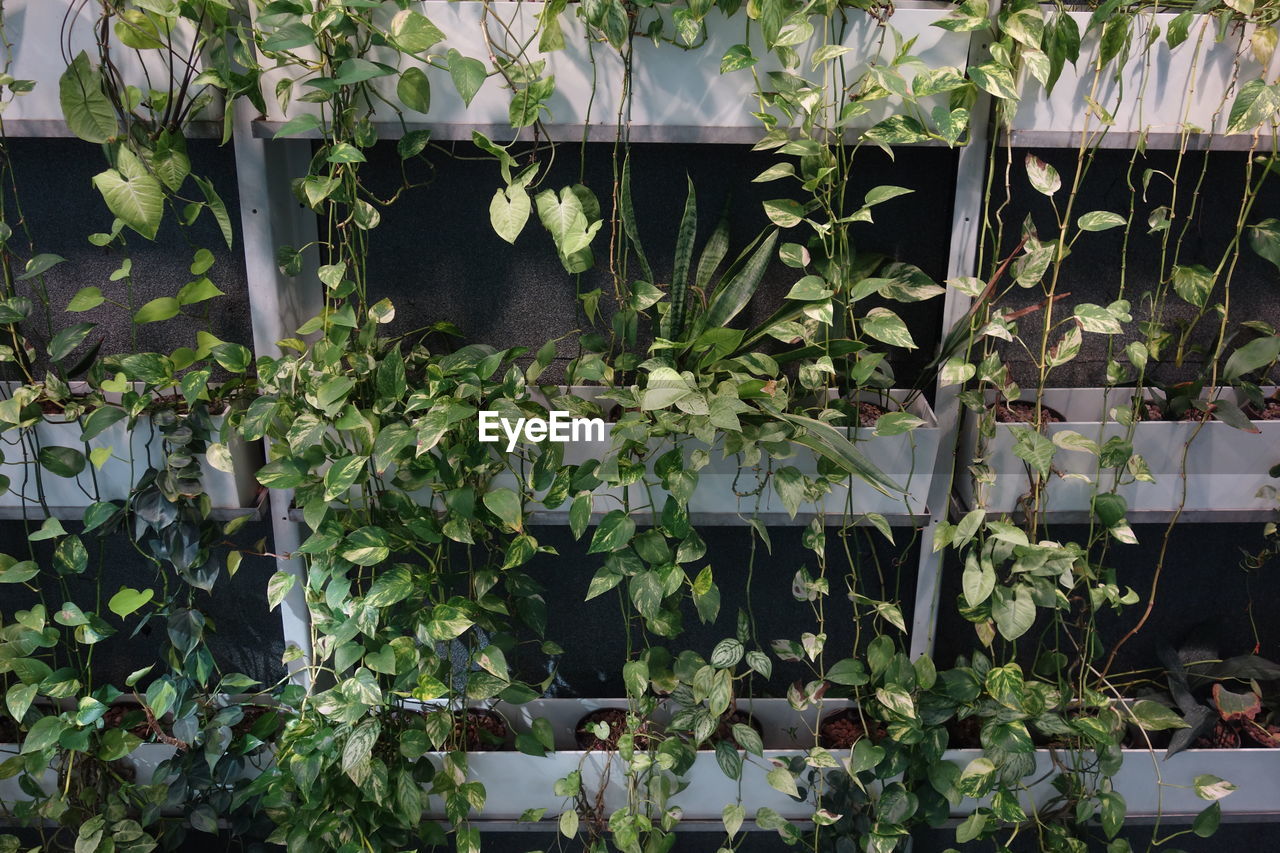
<box><xmin>770</xmin><ymin>410</ymin><xmax>902</xmax><ymax>496</ymax></box>
<box><xmin>704</xmin><ymin>229</ymin><xmax>779</xmax><ymax>331</ymax></box>
<box><xmin>695</xmin><ymin>205</ymin><xmax>731</xmax><ymax>291</ymax></box>
<box><xmin>619</xmin><ymin>154</ymin><xmax>653</xmax><ymax>284</ymax></box>
<box><xmin>662</xmin><ymin>177</ymin><xmax>698</xmax><ymax>341</ymax></box>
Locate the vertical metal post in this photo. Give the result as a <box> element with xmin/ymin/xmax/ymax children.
<box><xmin>908</xmin><ymin>16</ymin><xmax>999</xmax><ymax>661</ymax></box>
<box><xmin>230</xmin><ymin>99</ymin><xmax>323</xmax><ymax>686</ymax></box>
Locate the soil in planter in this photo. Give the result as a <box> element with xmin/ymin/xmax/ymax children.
<box><xmin>819</xmin><ymin>709</ymin><xmax>884</xmax><ymax>750</ymax></box>
<box><xmin>1141</xmin><ymin>396</ymin><xmax>1280</xmax><ymax>422</ymax></box>
<box><xmin>854</xmin><ymin>402</ymin><xmax>888</xmax><ymax>427</ymax></box>
<box><xmin>575</xmin><ymin>708</ymin><xmax>652</xmax><ymax>750</ymax></box>
<box><xmin>1250</xmin><ymin>397</ymin><xmax>1280</xmax><ymax>420</ymax></box>
<box><xmin>993</xmin><ymin>401</ymin><xmax>1065</xmax><ymax>424</ymax></box>
<box><xmin>231</xmin><ymin>704</ymin><xmax>282</xmax><ymax>745</ymax></box>
<box><xmin>704</xmin><ymin>710</ymin><xmax>763</xmax><ymax>750</ymax></box>
<box><xmin>451</xmin><ymin>708</ymin><xmax>509</xmax><ymax>751</ymax></box>
<box><xmin>102</xmin><ymin>705</ymin><xmax>162</xmax><ymax>741</ymax></box>
<box><xmin>1193</xmin><ymin>718</ymin><xmax>1280</xmax><ymax>749</ymax></box>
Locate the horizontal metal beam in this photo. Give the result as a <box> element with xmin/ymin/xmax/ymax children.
<box><xmin>1001</xmin><ymin>129</ymin><xmax>1273</xmax><ymax>152</ymax></box>
<box><xmin>251</xmin><ymin>118</ymin><xmax>955</xmax><ymax>147</ymax></box>
<box><xmin>285</xmin><ymin>506</ymin><xmax>931</xmax><ymax>528</ymax></box>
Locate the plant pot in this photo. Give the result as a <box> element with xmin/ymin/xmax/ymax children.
<box><xmin>958</xmin><ymin>387</ymin><xmax>1280</xmax><ymax>516</ymax></box>
<box><xmin>255</xmin><ymin>1</ymin><xmax>969</xmax><ymax>141</ymax></box>
<box><xmin>1</xmin><ymin>0</ymin><xmax>223</xmax><ymax>131</ymax></box>
<box><xmin>1006</xmin><ymin>9</ymin><xmax>1280</xmax><ymax>141</ymax></box>
<box><xmin>0</xmin><ymin>410</ymin><xmax>262</xmax><ymax>510</ymax></box>
<box><xmin>419</xmin><ymin>697</ymin><xmax>850</xmax><ymax>821</ymax></box>
<box><xmin>944</xmin><ymin>747</ymin><xmax>1280</xmax><ymax>817</ymax></box>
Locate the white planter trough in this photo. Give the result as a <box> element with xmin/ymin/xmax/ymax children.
<box><xmin>323</xmin><ymin>387</ymin><xmax>939</xmax><ymax>523</ymax></box>
<box><xmin>958</xmin><ymin>387</ymin><xmax>1280</xmax><ymax>517</ymax></box>
<box><xmin>946</xmin><ymin>747</ymin><xmax>1280</xmax><ymax>818</ymax></box>
<box><xmin>0</xmin><ymin>0</ymin><xmax>223</xmax><ymax>133</ymax></box>
<box><xmin>422</xmin><ymin>697</ymin><xmax>851</xmax><ymax>822</ymax></box>
<box><xmin>1006</xmin><ymin>9</ymin><xmax>1280</xmax><ymax>143</ymax></box>
<box><xmin>0</xmin><ymin>408</ymin><xmax>262</xmax><ymax>511</ymax></box>
<box><xmin>255</xmin><ymin>1</ymin><xmax>970</xmax><ymax>142</ymax></box>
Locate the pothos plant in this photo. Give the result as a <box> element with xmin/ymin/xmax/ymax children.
<box><xmin>0</xmin><ymin>4</ymin><xmax>279</xmax><ymax>851</ymax></box>
<box><xmin>6</xmin><ymin>0</ymin><xmax>1278</xmax><ymax>851</ymax></box>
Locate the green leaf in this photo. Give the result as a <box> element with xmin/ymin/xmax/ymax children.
<box><xmin>39</xmin><ymin>446</ymin><xmax>86</xmax><ymax>478</ymax></box>
<box><xmin>397</xmin><ymin>67</ymin><xmax>432</xmax><ymax>113</ymax></box>
<box><xmin>176</xmin><ymin>277</ymin><xmax>223</xmax><ymax>306</ymax></box>
<box><xmin>969</xmin><ymin>61</ymin><xmax>1018</xmax><ymax>100</ymax></box>
<box><xmin>1249</xmin><ymin>218</ymin><xmax>1280</xmax><ymax>272</ymax></box>
<box><xmin>272</xmin><ymin>113</ymin><xmax>321</xmax><ymax>139</ymax></box>
<box><xmin>763</xmin><ymin>199</ymin><xmax>806</xmax><ymax>228</ymax></box>
<box><xmin>193</xmin><ymin>175</ymin><xmax>234</xmax><ymax>249</ymax></box>
<box><xmin>1129</xmin><ymin>699</ymin><xmax>1189</xmax><ymax>731</ymax></box>
<box><xmin>266</xmin><ymin>570</ymin><xmax>295</xmax><ymax>610</ymax></box>
<box><xmin>324</xmin><ymin>455</ymin><xmax>367</xmax><ymax>501</ymax></box>
<box><xmin>705</xmin><ymin>230</ymin><xmax>779</xmax><ymax>329</ymax></box>
<box><xmin>67</xmin><ymin>287</ymin><xmax>104</xmax><ymax>312</ymax></box>
<box><xmin>588</xmin><ymin>510</ymin><xmax>635</xmax><ymax>554</ymax></box>
<box><xmin>19</xmin><ymin>254</ymin><xmax>67</xmax><ymax>281</ymax></box>
<box><xmin>723</xmin><ymin>803</ymin><xmax>746</xmax><ymax>837</ymax></box>
<box><xmin>861</xmin><ymin>307</ymin><xmax>916</xmax><ymax>349</ymax></box>
<box><xmin>720</xmin><ymin>44</ymin><xmax>757</xmax><ymax>73</ymax></box>
<box><xmin>342</xmin><ymin>526</ymin><xmax>391</xmax><ymax>566</ymax></box>
<box><xmin>448</xmin><ymin>50</ymin><xmax>487</xmax><ymax>106</ymax></box>
<box><xmin>766</xmin><ymin>765</ymin><xmax>799</xmax><ymax>798</ymax></box>
<box><xmin>21</xmin><ymin>715</ymin><xmax>66</xmax><ymax>754</ymax></box>
<box><xmin>263</xmin><ymin>21</ymin><xmax>315</xmax><ymax>52</ymax></box>
<box><xmin>1223</xmin><ymin>335</ymin><xmax>1280</xmax><ymax>380</ymax></box>
<box><xmin>710</xmin><ymin>638</ymin><xmax>744</xmax><ymax>669</ymax></box>
<box><xmin>1025</xmin><ymin>154</ymin><xmax>1061</xmax><ymax>196</ymax></box>
<box><xmin>559</xmin><ymin>810</ymin><xmax>578</xmax><ymax>839</ymax></box>
<box><xmin>962</xmin><ymin>553</ymin><xmax>995</xmax><ymax>608</ymax></box>
<box><xmin>1193</xmin><ymin>801</ymin><xmax>1221</xmax><ymax>838</ymax></box>
<box><xmin>991</xmin><ymin>584</ymin><xmax>1036</xmax><ymax>640</ymax></box>
<box><xmin>48</xmin><ymin>322</ymin><xmax>95</xmax><ymax>361</ymax></box>
<box><xmin>490</xmin><ymin>184</ymin><xmax>531</xmax><ymax>244</ymax></box>
<box><xmin>93</xmin><ymin>162</ymin><xmax>164</xmax><ymax>240</ymax></box>
<box><xmin>773</xmin><ymin>411</ymin><xmax>901</xmax><ymax>496</ymax></box>
<box><xmin>1012</xmin><ymin>428</ymin><xmax>1055</xmax><ymax>479</ymax></box>
<box><xmin>133</xmin><ymin>296</ymin><xmax>180</xmax><ymax>324</ymax></box>
<box><xmin>826</xmin><ymin>658</ymin><xmax>868</xmax><ymax>686</ymax></box>
<box><xmin>80</xmin><ymin>406</ymin><xmax>126</xmax><ymax>442</ymax></box>
<box><xmin>483</xmin><ymin>488</ymin><xmax>523</xmax><ymax>531</ymax></box>
<box><xmin>1194</xmin><ymin>775</ymin><xmax>1237</xmax><ymax>801</ymax></box>
<box><xmin>1077</xmin><ymin>211</ymin><xmax>1126</xmax><ymax>231</ymax></box>
<box><xmin>107</xmin><ymin>587</ymin><xmax>154</xmax><ymax>618</ymax></box>
<box><xmin>366</xmin><ymin>564</ymin><xmax>413</xmax><ymax>607</ymax></box>
<box><xmin>391</xmin><ymin>10</ymin><xmax>446</xmax><ymax>52</ymax></box>
<box><xmin>59</xmin><ymin>52</ymin><xmax>118</xmax><ymax>143</ymax></box>
<box><xmin>1227</xmin><ymin>78</ymin><xmax>1279</xmax><ymax>135</ymax></box>
<box><xmin>1172</xmin><ymin>264</ymin><xmax>1213</xmax><ymax>308</ymax></box>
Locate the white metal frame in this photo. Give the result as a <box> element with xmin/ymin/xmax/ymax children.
<box><xmin>0</xmin><ymin>0</ymin><xmax>1240</xmax><ymax>829</ymax></box>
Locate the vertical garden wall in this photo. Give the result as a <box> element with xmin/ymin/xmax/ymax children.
<box><xmin>0</xmin><ymin>1</ymin><xmax>1279</xmax><ymax>852</ymax></box>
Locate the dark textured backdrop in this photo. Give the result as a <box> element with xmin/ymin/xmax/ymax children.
<box><xmin>2</xmin><ymin>137</ymin><xmax>1278</xmax><ymax>848</ymax></box>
